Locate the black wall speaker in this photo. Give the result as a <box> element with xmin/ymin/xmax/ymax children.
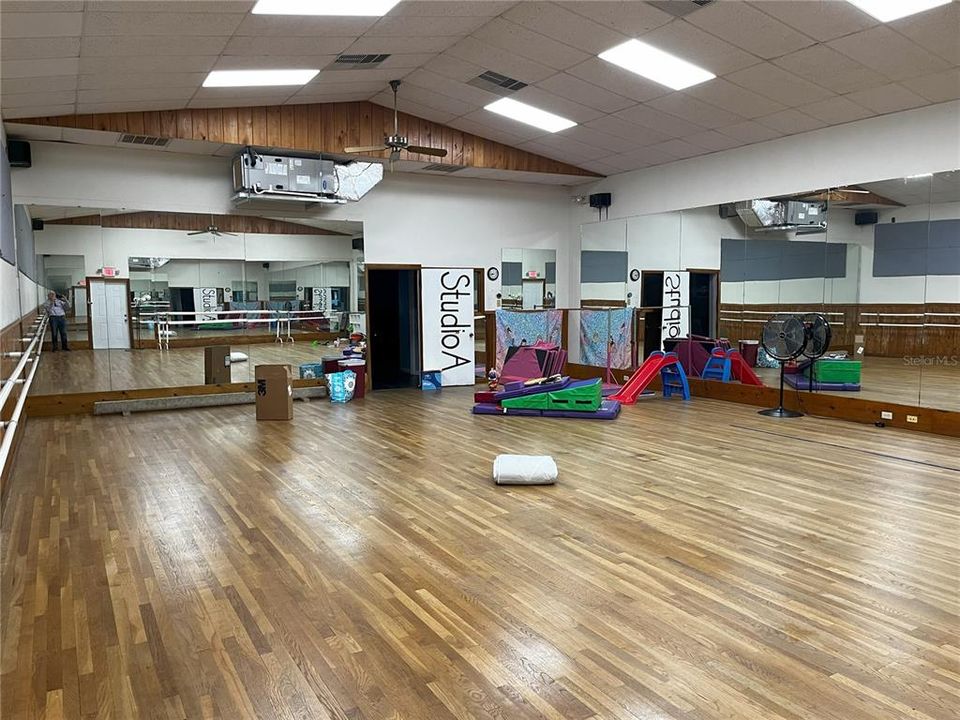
<box><xmin>855</xmin><ymin>211</ymin><xmax>878</xmax><ymax>226</ymax></box>
<box><xmin>718</xmin><ymin>203</ymin><xmax>738</xmax><ymax>219</ymax></box>
<box><xmin>7</xmin><ymin>140</ymin><xmax>31</xmax><ymax>168</ymax></box>
<box><xmin>31</xmin><ymin>218</ymin><xmax>44</xmax><ymax>231</ymax></box>
<box><xmin>589</xmin><ymin>192</ymin><xmax>611</xmax><ymax>209</ymax></box>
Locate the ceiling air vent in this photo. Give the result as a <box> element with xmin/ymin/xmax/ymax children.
<box><xmin>119</xmin><ymin>134</ymin><xmax>170</xmax><ymax>147</ymax></box>
<box><xmin>421</xmin><ymin>163</ymin><xmax>465</xmax><ymax>173</ymax></box>
<box><xmin>331</xmin><ymin>53</ymin><xmax>391</xmax><ymax>69</ymax></box>
<box><xmin>467</xmin><ymin>70</ymin><xmax>527</xmax><ymax>96</ymax></box>
<box><xmin>649</xmin><ymin>0</ymin><xmax>715</xmax><ymax>17</ymax></box>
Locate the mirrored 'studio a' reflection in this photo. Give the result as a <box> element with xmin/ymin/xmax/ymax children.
<box><xmin>25</xmin><ymin>207</ymin><xmax>364</xmax><ymax>395</ymax></box>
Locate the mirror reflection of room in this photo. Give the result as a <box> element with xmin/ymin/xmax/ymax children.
<box><xmin>26</xmin><ymin>207</ymin><xmax>363</xmax><ymax>395</ymax></box>
<box><xmin>500</xmin><ymin>248</ymin><xmax>556</xmax><ymax>310</ymax></box>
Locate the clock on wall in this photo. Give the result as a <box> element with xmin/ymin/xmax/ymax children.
<box><xmin>487</xmin><ymin>266</ymin><xmax>500</xmax><ymax>281</ymax></box>
<box><xmin>629</xmin><ymin>268</ymin><xmax>641</xmax><ymax>282</ymax></box>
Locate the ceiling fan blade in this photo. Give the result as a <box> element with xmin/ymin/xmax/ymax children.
<box><xmin>187</xmin><ymin>230</ymin><xmax>209</xmax><ymax>236</ymax></box>
<box><xmin>343</xmin><ymin>144</ymin><xmax>388</xmax><ymax>154</ymax></box>
<box><xmin>406</xmin><ymin>146</ymin><xmax>448</xmax><ymax>157</ymax></box>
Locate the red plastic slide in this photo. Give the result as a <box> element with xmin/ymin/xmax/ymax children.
<box><xmin>609</xmin><ymin>351</ymin><xmax>677</xmax><ymax>405</ymax></box>
<box><xmin>729</xmin><ymin>350</ymin><xmax>764</xmax><ymax>386</ymax></box>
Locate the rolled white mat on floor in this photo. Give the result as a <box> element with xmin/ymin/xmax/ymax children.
<box><xmin>493</xmin><ymin>454</ymin><xmax>558</xmax><ymax>485</ymax></box>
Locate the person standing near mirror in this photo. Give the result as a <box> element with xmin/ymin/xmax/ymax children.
<box><xmin>44</xmin><ymin>290</ymin><xmax>71</xmax><ymax>352</ymax></box>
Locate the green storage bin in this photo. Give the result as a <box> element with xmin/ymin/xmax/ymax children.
<box><xmin>812</xmin><ymin>359</ymin><xmax>862</xmax><ymax>383</ymax></box>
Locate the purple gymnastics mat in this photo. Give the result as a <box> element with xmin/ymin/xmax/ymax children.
<box><xmin>472</xmin><ymin>399</ymin><xmax>621</xmax><ymax>420</ymax></box>
<box><xmin>784</xmin><ymin>374</ymin><xmax>860</xmax><ymax>391</ymax></box>
<box><xmin>494</xmin><ymin>376</ymin><xmax>571</xmax><ymax>401</ymax></box>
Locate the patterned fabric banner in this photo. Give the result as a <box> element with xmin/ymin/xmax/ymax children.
<box><xmin>580</xmin><ymin>308</ymin><xmax>633</xmax><ymax>370</ymax></box>
<box><xmin>495</xmin><ymin>309</ymin><xmax>563</xmax><ymax>370</ymax></box>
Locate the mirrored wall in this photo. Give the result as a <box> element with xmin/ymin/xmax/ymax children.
<box><xmin>23</xmin><ymin>207</ymin><xmax>363</xmax><ymax>395</ymax></box>
<box><xmin>500</xmin><ymin>247</ymin><xmax>556</xmax><ymax>309</ymax></box>
<box><xmin>576</xmin><ymin>168</ymin><xmax>959</xmax><ymax>418</ymax></box>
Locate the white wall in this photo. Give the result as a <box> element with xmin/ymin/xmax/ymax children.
<box><xmin>13</xmin><ymin>141</ymin><xmax>573</xmax><ymax>311</ymax></box>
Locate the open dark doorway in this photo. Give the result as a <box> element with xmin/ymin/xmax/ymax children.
<box><xmin>367</xmin><ymin>267</ymin><xmax>421</xmax><ymax>390</ymax></box>
<box><xmin>688</xmin><ymin>269</ymin><xmax>719</xmax><ymax>338</ymax></box>
<box><xmin>640</xmin><ymin>271</ymin><xmax>663</xmax><ymax>358</ymax></box>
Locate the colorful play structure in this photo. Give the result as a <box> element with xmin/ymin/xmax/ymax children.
<box><xmin>473</xmin><ymin>376</ymin><xmax>621</xmax><ymax>420</ymax></box>
<box><xmin>700</xmin><ymin>348</ymin><xmax>764</xmax><ymax>386</ymax></box>
<box><xmin>609</xmin><ymin>351</ymin><xmax>691</xmax><ymax>404</ymax></box>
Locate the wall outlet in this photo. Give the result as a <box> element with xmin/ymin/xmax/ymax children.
<box><xmin>907</xmin><ymin>415</ymin><xmax>919</xmax><ymax>424</ymax></box>
<box><xmin>880</xmin><ymin>411</ymin><xmax>893</xmax><ymax>420</ymax></box>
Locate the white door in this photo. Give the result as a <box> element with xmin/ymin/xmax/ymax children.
<box><xmin>421</xmin><ymin>268</ymin><xmax>474</xmax><ymax>387</ymax></box>
<box><xmin>522</xmin><ymin>279</ymin><xmax>545</xmax><ymax>309</ymax></box>
<box><xmin>90</xmin><ymin>280</ymin><xmax>130</xmax><ymax>349</ymax></box>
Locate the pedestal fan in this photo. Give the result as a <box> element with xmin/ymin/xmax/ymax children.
<box><xmin>800</xmin><ymin>313</ymin><xmax>832</xmax><ymax>391</ymax></box>
<box><xmin>758</xmin><ymin>315</ymin><xmax>807</xmax><ymax>418</ymax></box>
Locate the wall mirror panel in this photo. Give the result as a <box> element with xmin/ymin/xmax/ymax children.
<box><xmin>25</xmin><ymin>205</ymin><xmax>363</xmax><ymax>396</ymax></box>
<box><xmin>580</xmin><ymin>218</ymin><xmax>627</xmax><ymax>307</ymax></box>
<box><xmin>501</xmin><ymin>247</ymin><xmax>557</xmax><ymax>309</ymax></box>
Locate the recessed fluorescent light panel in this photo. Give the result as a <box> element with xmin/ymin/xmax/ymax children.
<box><xmin>906</xmin><ymin>173</ymin><xmax>933</xmax><ymax>179</ymax></box>
<box><xmin>484</xmin><ymin>98</ymin><xmax>576</xmax><ymax>133</ymax></box>
<box><xmin>846</xmin><ymin>0</ymin><xmax>950</xmax><ymax>22</ymax></box>
<box><xmin>252</xmin><ymin>0</ymin><xmax>400</xmax><ymax>16</ymax></box>
<box><xmin>599</xmin><ymin>39</ymin><xmax>715</xmax><ymax>91</ymax></box>
<box><xmin>203</xmin><ymin>69</ymin><xmax>319</xmax><ymax>87</ymax></box>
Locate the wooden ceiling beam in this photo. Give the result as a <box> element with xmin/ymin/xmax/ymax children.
<box><xmin>17</xmin><ymin>101</ymin><xmax>602</xmax><ymax>178</ymax></box>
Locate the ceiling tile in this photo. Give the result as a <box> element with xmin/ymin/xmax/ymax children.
<box><xmin>582</xmin><ymin>115</ymin><xmax>672</xmax><ymax>146</ymax></box>
<box><xmin>448</xmin><ymin>115</ymin><xmax>536</xmax><ymax>146</ymax></box>
<box><xmin>889</xmin><ymin>1</ymin><xmax>960</xmax><ymax>65</ymax></box>
<box><xmin>403</xmin><ymin>68</ymin><xmax>494</xmax><ymax>106</ymax></box>
<box><xmin>719</xmin><ymin>120</ymin><xmax>782</xmax><ymax>144</ymax></box>
<box><xmin>577</xmin><ymin>158</ymin><xmax>623</xmax><ymax>176</ymax></box>
<box><xmin>78</xmin><ymin>100</ymin><xmax>198</xmax><ymax>114</ymax></box>
<box><xmin>81</xmin><ymin>55</ymin><xmax>217</xmax><ymax>74</ymax></box>
<box><xmin>639</xmin><ymin>18</ymin><xmax>763</xmax><ymax>76</ymax></box>
<box><xmin>344</xmin><ymin>35</ymin><xmax>462</xmax><ymax>54</ymax></box>
<box><xmin>520</xmin><ymin>135</ymin><xmax>610</xmax><ymax>164</ymax></box>
<box><xmin>684</xmin><ymin>78</ymin><xmax>786</xmax><ymax>119</ymax></box>
<box><xmin>389</xmin><ymin>2</ymin><xmax>517</xmax><ymax>17</ymax></box>
<box><xmin>601</xmin><ymin>146</ymin><xmax>677</xmax><ymax>171</ymax></box>
<box><xmin>647</xmin><ymin>138</ymin><xmax>704</xmax><ymax>160</ymax></box>
<box><xmin>212</xmin><ymin>55</ymin><xmax>337</xmax><ymax>71</ymax></box>
<box><xmin>1</xmin><ymin>57</ymin><xmax>80</xmax><ymax>79</ymax></box>
<box><xmin>83</xmin><ymin>11</ymin><xmax>246</xmax><ymax>37</ymax></box>
<box><xmin>684</xmin><ymin>129</ymin><xmax>746</xmax><ymax>152</ymax></box>
<box><xmin>685</xmin><ymin>2</ymin><xmax>815</xmax><ymax>60</ymax></box>
<box><xmin>756</xmin><ymin>108</ymin><xmax>826</xmax><ymax>134</ymax></box>
<box><xmin>1</xmin><ymin>75</ymin><xmax>77</xmax><ymax>95</ymax></box>
<box><xmin>189</xmin><ymin>86</ymin><xmax>297</xmax><ymax>102</ymax></box>
<box><xmin>232</xmin><ymin>14</ymin><xmax>375</xmax><ymax>37</ymax></box>
<box><xmin>421</xmin><ymin>53</ymin><xmax>485</xmax><ymax>82</ymax></box>
<box><xmin>77</xmin><ymin>87</ymin><xmax>196</xmax><ymax>104</ymax></box>
<box><xmin>726</xmin><ymin>63</ymin><xmax>834</xmax><ymax>106</ymax></box>
<box><xmin>78</xmin><ymin>72</ymin><xmax>207</xmax><ymax>91</ymax></box>
<box><xmin>366</xmin><ymin>14</ymin><xmax>490</xmax><ymax>37</ymax></box>
<box><xmin>799</xmin><ymin>96</ymin><xmax>873</xmax><ymax>124</ymax></box>
<box><xmin>774</xmin><ymin>44</ymin><xmax>887</xmax><ymax>95</ymax></box>
<box><xmin>0</xmin><ymin>12</ymin><xmax>82</xmax><ymax>38</ymax></box>
<box><xmin>284</xmin><ymin>90</ymin><xmax>380</xmax><ymax>104</ymax></box>
<box><xmin>511</xmin><ymin>85</ymin><xmax>604</xmax><ymax>124</ymax></box>
<box><xmin>646</xmin><ymin>93</ymin><xmax>744</xmax><ymax>130</ymax></box>
<box><xmin>290</xmin><ymin>80</ymin><xmax>387</xmax><ymax>97</ymax></box>
<box><xmin>2</xmin><ymin>104</ymin><xmax>76</xmax><ymax>119</ymax></box>
<box><xmin>844</xmin><ymin>83</ymin><xmax>929</xmax><ymax>115</ymax></box>
<box><xmin>614</xmin><ymin>104</ymin><xmax>707</xmax><ymax>139</ymax></box>
<box><xmin>222</xmin><ymin>36</ymin><xmax>356</xmax><ymax>56</ymax></box>
<box><xmin>1</xmin><ymin>37</ymin><xmax>80</xmax><ymax>60</ymax></box>
<box><xmin>445</xmin><ymin>36</ymin><xmax>555</xmax><ymax>84</ymax></box>
<box><xmin>898</xmin><ymin>69</ymin><xmax>960</xmax><ymax>103</ymax></box>
<box><xmin>563</xmin><ymin>1</ymin><xmax>674</xmax><ymax>35</ymax></box>
<box><xmin>2</xmin><ymin>91</ymin><xmax>76</xmax><ymax>108</ymax></box>
<box><xmin>84</xmin><ymin>1</ymin><xmax>254</xmax><ymax>12</ymax></box>
<box><xmin>555</xmin><ymin>125</ymin><xmax>640</xmax><ymax>154</ymax></box>
<box><xmin>535</xmin><ymin>72</ymin><xmax>635</xmax><ymax>114</ymax></box>
<box><xmin>471</xmin><ymin>17</ymin><xmax>589</xmax><ymax>71</ymax></box>
<box><xmin>454</xmin><ymin>110</ymin><xmax>547</xmax><ymax>142</ymax></box>
<box><xmin>503</xmin><ymin>2</ymin><xmax>628</xmax><ymax>55</ymax></box>
<box><xmin>81</xmin><ymin>35</ymin><xmax>230</xmax><ymax>56</ymax></box>
<box><xmin>371</xmin><ymin>93</ymin><xmax>456</xmax><ymax>124</ymax></box>
<box><xmin>1</xmin><ymin>1</ymin><xmax>82</xmax><ymax>10</ymax></box>
<box><xmin>566</xmin><ymin>57</ymin><xmax>672</xmax><ymax>104</ymax></box>
<box><xmin>748</xmin><ymin>0</ymin><xmax>876</xmax><ymax>42</ymax></box>
<box><xmin>378</xmin><ymin>53</ymin><xmax>438</xmax><ymax>69</ymax></box>
<box><xmin>373</xmin><ymin>82</ymin><xmax>474</xmax><ymax>116</ymax></box>
<box><xmin>827</xmin><ymin>26</ymin><xmax>951</xmax><ymax>82</ymax></box>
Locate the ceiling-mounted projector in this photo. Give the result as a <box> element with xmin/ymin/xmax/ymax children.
<box><xmin>232</xmin><ymin>147</ymin><xmax>383</xmax><ymax>205</ymax></box>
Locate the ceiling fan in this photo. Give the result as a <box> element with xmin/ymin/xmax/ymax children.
<box><xmin>343</xmin><ymin>80</ymin><xmax>448</xmax><ymax>165</ymax></box>
<box><xmin>188</xmin><ymin>216</ymin><xmax>237</xmax><ymax>237</ymax></box>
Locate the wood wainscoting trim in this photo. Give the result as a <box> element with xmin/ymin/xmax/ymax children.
<box><xmin>25</xmin><ymin>378</ymin><xmax>326</xmax><ymax>417</ymax></box>
<box><xmin>565</xmin><ymin>362</ymin><xmax>960</xmax><ymax>438</ymax></box>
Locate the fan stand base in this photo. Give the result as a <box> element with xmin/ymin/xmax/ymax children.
<box><xmin>758</xmin><ymin>407</ymin><xmax>803</xmax><ymax>418</ymax></box>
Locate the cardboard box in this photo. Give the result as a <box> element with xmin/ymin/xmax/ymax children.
<box><xmin>204</xmin><ymin>345</ymin><xmax>232</xmax><ymax>385</ymax></box>
<box><xmin>255</xmin><ymin>365</ymin><xmax>293</xmax><ymax>420</ymax></box>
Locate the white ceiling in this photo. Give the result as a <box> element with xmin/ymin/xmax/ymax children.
<box><xmin>2</xmin><ymin>0</ymin><xmax>959</xmax><ymax>175</ymax></box>
<box><xmin>862</xmin><ymin>170</ymin><xmax>960</xmax><ymax>205</ymax></box>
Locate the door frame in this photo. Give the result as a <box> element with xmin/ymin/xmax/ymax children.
<box><xmin>686</xmin><ymin>267</ymin><xmax>721</xmax><ymax>339</ymax></box>
<box><xmin>364</xmin><ymin>263</ymin><xmax>422</xmax><ymax>391</ymax></box>
<box><xmin>85</xmin><ymin>276</ymin><xmax>134</xmax><ymax>349</ymax></box>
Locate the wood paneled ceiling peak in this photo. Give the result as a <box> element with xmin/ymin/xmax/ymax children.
<box><xmin>46</xmin><ymin>211</ymin><xmax>348</xmax><ymax>236</ymax></box>
<box><xmin>17</xmin><ymin>101</ymin><xmax>602</xmax><ymax>178</ymax></box>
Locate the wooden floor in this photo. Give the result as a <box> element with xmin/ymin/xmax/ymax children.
<box><xmin>33</xmin><ymin>343</ymin><xmax>336</xmax><ymax>395</ymax></box>
<box><xmin>3</xmin><ymin>391</ymin><xmax>959</xmax><ymax>719</ymax></box>
<box><xmin>753</xmin><ymin>355</ymin><xmax>960</xmax><ymax>412</ymax></box>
